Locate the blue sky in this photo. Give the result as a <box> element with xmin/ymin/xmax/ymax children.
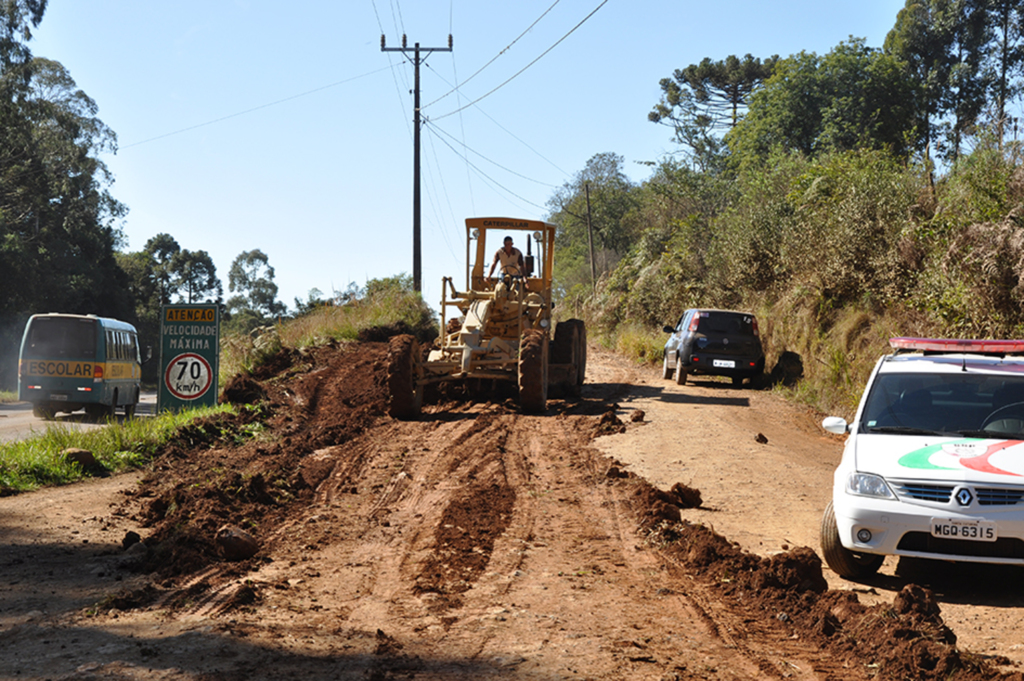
<box><xmin>30</xmin><ymin>0</ymin><xmax>907</xmax><ymax>312</ymax></box>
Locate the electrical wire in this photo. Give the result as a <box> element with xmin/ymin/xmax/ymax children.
<box><xmin>421</xmin><ymin>127</ymin><xmax>460</xmax><ymax>261</ymax></box>
<box><xmin>432</xmin><ymin>0</ymin><xmax>607</xmax><ymax>122</ymax></box>
<box><xmin>423</xmin><ymin>0</ymin><xmax>562</xmax><ymax>110</ymax></box>
<box><xmin>424</xmin><ymin>119</ymin><xmax>547</xmax><ymax>211</ymax></box>
<box><xmin>121</xmin><ymin>66</ymin><xmax>393</xmax><ymax>149</ymax></box>
<box><xmin>371</xmin><ymin>0</ymin><xmax>414</xmax><ymax>139</ymax></box>
<box><xmin>424</xmin><ymin>61</ymin><xmax>569</xmax><ymax>177</ymax></box>
<box><xmin>427</xmin><ymin>119</ymin><xmax>559</xmax><ymax>188</ymax></box>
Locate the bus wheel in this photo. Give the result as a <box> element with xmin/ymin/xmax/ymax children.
<box><xmin>125</xmin><ymin>392</ymin><xmax>137</xmax><ymax>419</ymax></box>
<box><xmin>33</xmin><ymin>404</ymin><xmax>54</xmax><ymax>420</ymax></box>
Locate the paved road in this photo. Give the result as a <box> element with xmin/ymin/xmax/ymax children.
<box><xmin>0</xmin><ymin>391</ymin><xmax>157</xmax><ymax>443</ymax></box>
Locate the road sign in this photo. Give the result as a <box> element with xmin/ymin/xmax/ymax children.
<box><xmin>158</xmin><ymin>304</ymin><xmax>219</xmax><ymax>411</ymax></box>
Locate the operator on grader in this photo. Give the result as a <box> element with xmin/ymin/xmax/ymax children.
<box><xmin>487</xmin><ymin>235</ymin><xmax>525</xmax><ymax>279</ymax></box>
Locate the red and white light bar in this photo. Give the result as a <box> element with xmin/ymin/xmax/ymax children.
<box><xmin>890</xmin><ymin>337</ymin><xmax>1024</xmax><ymax>354</ymax></box>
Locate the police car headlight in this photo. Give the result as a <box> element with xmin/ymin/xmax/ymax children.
<box><xmin>846</xmin><ymin>473</ymin><xmax>895</xmax><ymax>499</ymax></box>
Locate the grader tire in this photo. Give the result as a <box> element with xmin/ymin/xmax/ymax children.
<box><xmin>387</xmin><ymin>334</ymin><xmax>422</xmax><ymax>420</ymax></box>
<box><xmin>576</xmin><ymin>322</ymin><xmax>587</xmax><ymax>387</ymax></box>
<box><xmin>552</xmin><ymin>319</ymin><xmax>585</xmax><ymax>397</ymax></box>
<box><xmin>518</xmin><ymin>329</ymin><xmax>548</xmax><ymax>413</ymax></box>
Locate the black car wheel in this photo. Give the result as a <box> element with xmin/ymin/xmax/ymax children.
<box><xmin>674</xmin><ymin>358</ymin><xmax>688</xmax><ymax>385</ymax></box>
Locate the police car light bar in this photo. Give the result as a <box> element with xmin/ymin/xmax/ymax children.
<box><xmin>890</xmin><ymin>337</ymin><xmax>1024</xmax><ymax>354</ymax></box>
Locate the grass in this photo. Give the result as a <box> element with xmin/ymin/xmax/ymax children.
<box><xmin>220</xmin><ymin>283</ymin><xmax>437</xmax><ymax>382</ymax></box>
<box><xmin>0</xmin><ymin>404</ymin><xmax>232</xmax><ymax>494</ymax></box>
<box><xmin>0</xmin><ymin>390</ymin><xmax>16</xmax><ymax>404</ymax></box>
<box><xmin>603</xmin><ymin>322</ymin><xmax>667</xmax><ymax>365</ymax></box>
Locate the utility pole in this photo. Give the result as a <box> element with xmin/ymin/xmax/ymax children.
<box><xmin>585</xmin><ymin>183</ymin><xmax>596</xmax><ymax>291</ymax></box>
<box><xmin>381</xmin><ymin>33</ymin><xmax>453</xmax><ymax>293</ymax></box>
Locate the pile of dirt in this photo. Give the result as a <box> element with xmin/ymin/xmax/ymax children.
<box><xmin>123</xmin><ymin>342</ymin><xmax>392</xmax><ymax>577</ymax></box>
<box><xmin>102</xmin><ymin>340</ymin><xmax>1020</xmax><ymax>680</ymax></box>
<box><xmin>628</xmin><ymin>478</ymin><xmax>1012</xmax><ymax>680</ymax></box>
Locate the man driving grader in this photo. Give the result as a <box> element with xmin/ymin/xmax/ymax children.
<box><xmin>387</xmin><ymin>217</ymin><xmax>586</xmax><ymax>418</ymax></box>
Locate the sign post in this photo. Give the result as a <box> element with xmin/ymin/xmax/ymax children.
<box><xmin>158</xmin><ymin>304</ymin><xmax>220</xmax><ymax>412</ymax></box>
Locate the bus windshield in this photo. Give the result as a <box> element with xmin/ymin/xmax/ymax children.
<box><xmin>23</xmin><ymin>317</ymin><xmax>97</xmax><ymax>360</ymax></box>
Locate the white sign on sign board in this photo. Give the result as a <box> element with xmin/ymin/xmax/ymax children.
<box><xmin>164</xmin><ymin>352</ymin><xmax>214</xmax><ymax>401</ymax></box>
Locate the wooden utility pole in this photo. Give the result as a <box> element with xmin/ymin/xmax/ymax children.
<box><xmin>381</xmin><ymin>34</ymin><xmax>453</xmax><ymax>293</ymax></box>
<box><xmin>585</xmin><ymin>183</ymin><xmax>596</xmax><ymax>291</ymax></box>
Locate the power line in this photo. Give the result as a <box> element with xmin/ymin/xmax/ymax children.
<box><xmin>423</xmin><ymin>0</ymin><xmax>562</xmax><ymax>110</ymax></box>
<box><xmin>427</xmin><ymin>119</ymin><xmax>559</xmax><ymax>188</ymax></box>
<box><xmin>424</xmin><ymin>61</ymin><xmax>569</xmax><ymax>177</ymax></box>
<box><xmin>371</xmin><ymin>0</ymin><xmax>414</xmax><ymax>136</ymax></box>
<box><xmin>121</xmin><ymin>66</ymin><xmax>392</xmax><ymax>149</ymax></box>
<box><xmin>424</xmin><ymin>119</ymin><xmax>547</xmax><ymax>211</ymax></box>
<box><xmin>432</xmin><ymin>0</ymin><xmax>607</xmax><ymax>122</ymax></box>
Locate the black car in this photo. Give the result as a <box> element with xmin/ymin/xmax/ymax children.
<box><xmin>662</xmin><ymin>309</ymin><xmax>765</xmax><ymax>387</ymax></box>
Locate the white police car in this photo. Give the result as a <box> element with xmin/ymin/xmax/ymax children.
<box><xmin>821</xmin><ymin>337</ymin><xmax>1024</xmax><ymax>579</ymax></box>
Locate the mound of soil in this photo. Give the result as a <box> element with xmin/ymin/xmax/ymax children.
<box><xmin>125</xmin><ymin>342</ymin><xmax>391</xmax><ymax>577</ymax></box>
<box><xmin>74</xmin><ymin>341</ymin><xmax>1018</xmax><ymax>680</ymax></box>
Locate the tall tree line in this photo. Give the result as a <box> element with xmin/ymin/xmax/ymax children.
<box><xmin>648</xmin><ymin>0</ymin><xmax>1024</xmax><ymax>173</ymax></box>
<box><xmin>0</xmin><ymin>1</ymin><xmax>132</xmax><ymax>387</ymax></box>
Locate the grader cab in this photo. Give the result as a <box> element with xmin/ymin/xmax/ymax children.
<box><xmin>387</xmin><ymin>217</ymin><xmax>586</xmax><ymax>418</ymax></box>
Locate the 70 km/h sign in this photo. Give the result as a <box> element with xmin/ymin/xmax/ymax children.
<box><xmin>164</xmin><ymin>352</ymin><xmax>213</xmax><ymax>400</ymax></box>
<box><xmin>158</xmin><ymin>304</ymin><xmax>220</xmax><ymax>411</ymax></box>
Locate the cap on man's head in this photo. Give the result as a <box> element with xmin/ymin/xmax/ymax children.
<box><xmin>503</xmin><ymin>235</ymin><xmax>514</xmax><ymax>244</ymax></box>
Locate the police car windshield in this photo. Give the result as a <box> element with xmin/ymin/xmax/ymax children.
<box><xmin>861</xmin><ymin>372</ymin><xmax>1024</xmax><ymax>437</ymax></box>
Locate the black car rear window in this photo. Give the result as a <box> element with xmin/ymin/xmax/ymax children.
<box><xmin>696</xmin><ymin>312</ymin><xmax>755</xmax><ymax>335</ymax></box>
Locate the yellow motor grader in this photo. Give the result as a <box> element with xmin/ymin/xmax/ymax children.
<box><xmin>387</xmin><ymin>217</ymin><xmax>586</xmax><ymax>418</ymax></box>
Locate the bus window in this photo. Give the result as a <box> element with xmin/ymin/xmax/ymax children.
<box><xmin>23</xmin><ymin>317</ymin><xmax>96</xmax><ymax>360</ymax></box>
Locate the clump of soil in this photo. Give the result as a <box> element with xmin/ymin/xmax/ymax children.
<box><xmin>124</xmin><ymin>342</ymin><xmax>392</xmax><ymax>577</ymax></box>
<box><xmin>626</xmin><ymin>478</ymin><xmax>1006</xmax><ymax>680</ymax></box>
<box><xmin>221</xmin><ymin>373</ymin><xmax>266</xmax><ymax>405</ymax></box>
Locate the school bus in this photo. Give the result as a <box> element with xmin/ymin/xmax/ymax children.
<box><xmin>18</xmin><ymin>313</ymin><xmax>143</xmax><ymax>421</ymax></box>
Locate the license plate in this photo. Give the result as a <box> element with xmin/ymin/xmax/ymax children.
<box><xmin>930</xmin><ymin>519</ymin><xmax>997</xmax><ymax>542</ymax></box>
<box><xmin>713</xmin><ymin>359</ymin><xmax>735</xmax><ymax>368</ymax></box>
<box><xmin>49</xmin><ymin>394</ymin><xmax>68</xmax><ymax>401</ymax></box>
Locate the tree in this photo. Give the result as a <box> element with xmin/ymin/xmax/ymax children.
<box><xmin>144</xmin><ymin>233</ymin><xmax>181</xmax><ymax>304</ymax></box>
<box><xmin>727</xmin><ymin>40</ymin><xmax>921</xmax><ymax>168</ymax></box>
<box><xmin>227</xmin><ymin>249</ymin><xmax>286</xmax><ymax>321</ymax></box>
<box><xmin>0</xmin><ymin>3</ymin><xmax>133</xmax><ymax>387</ymax></box>
<box><xmin>546</xmin><ymin>153</ymin><xmax>639</xmax><ymax>298</ymax></box>
<box><xmin>172</xmin><ymin>249</ymin><xmax>221</xmax><ymax>304</ymax></box>
<box><xmin>649</xmin><ymin>54</ymin><xmax>776</xmax><ymax>171</ymax></box>
<box><xmin>987</xmin><ymin>0</ymin><xmax>1024</xmax><ymax>147</ymax></box>
<box><xmin>940</xmin><ymin>0</ymin><xmax>991</xmax><ymax>162</ymax></box>
<box><xmin>885</xmin><ymin>0</ymin><xmax>957</xmax><ymax>166</ymax></box>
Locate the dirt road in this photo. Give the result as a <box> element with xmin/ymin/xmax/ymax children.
<box><xmin>0</xmin><ymin>341</ymin><xmax>1020</xmax><ymax>680</ymax></box>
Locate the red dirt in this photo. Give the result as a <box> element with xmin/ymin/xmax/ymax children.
<box><xmin>1</xmin><ymin>340</ymin><xmax>1022</xmax><ymax>680</ymax></box>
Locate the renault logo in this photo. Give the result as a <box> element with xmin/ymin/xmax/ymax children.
<box><xmin>956</xmin><ymin>488</ymin><xmax>973</xmax><ymax>506</ymax></box>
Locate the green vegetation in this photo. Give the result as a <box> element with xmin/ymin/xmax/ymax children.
<box><xmin>0</xmin><ymin>405</ymin><xmax>232</xmax><ymax>494</ymax></box>
<box><xmin>0</xmin><ymin>390</ymin><xmax>17</xmax><ymax>404</ymax></box>
<box><xmin>552</xmin><ymin>1</ymin><xmax>1024</xmax><ymax>418</ymax></box>
<box><xmin>220</xmin><ymin>274</ymin><xmax>437</xmax><ymax>382</ymax></box>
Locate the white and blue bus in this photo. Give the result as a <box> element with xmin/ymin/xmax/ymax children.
<box><xmin>18</xmin><ymin>313</ymin><xmax>143</xmax><ymax>421</ymax></box>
